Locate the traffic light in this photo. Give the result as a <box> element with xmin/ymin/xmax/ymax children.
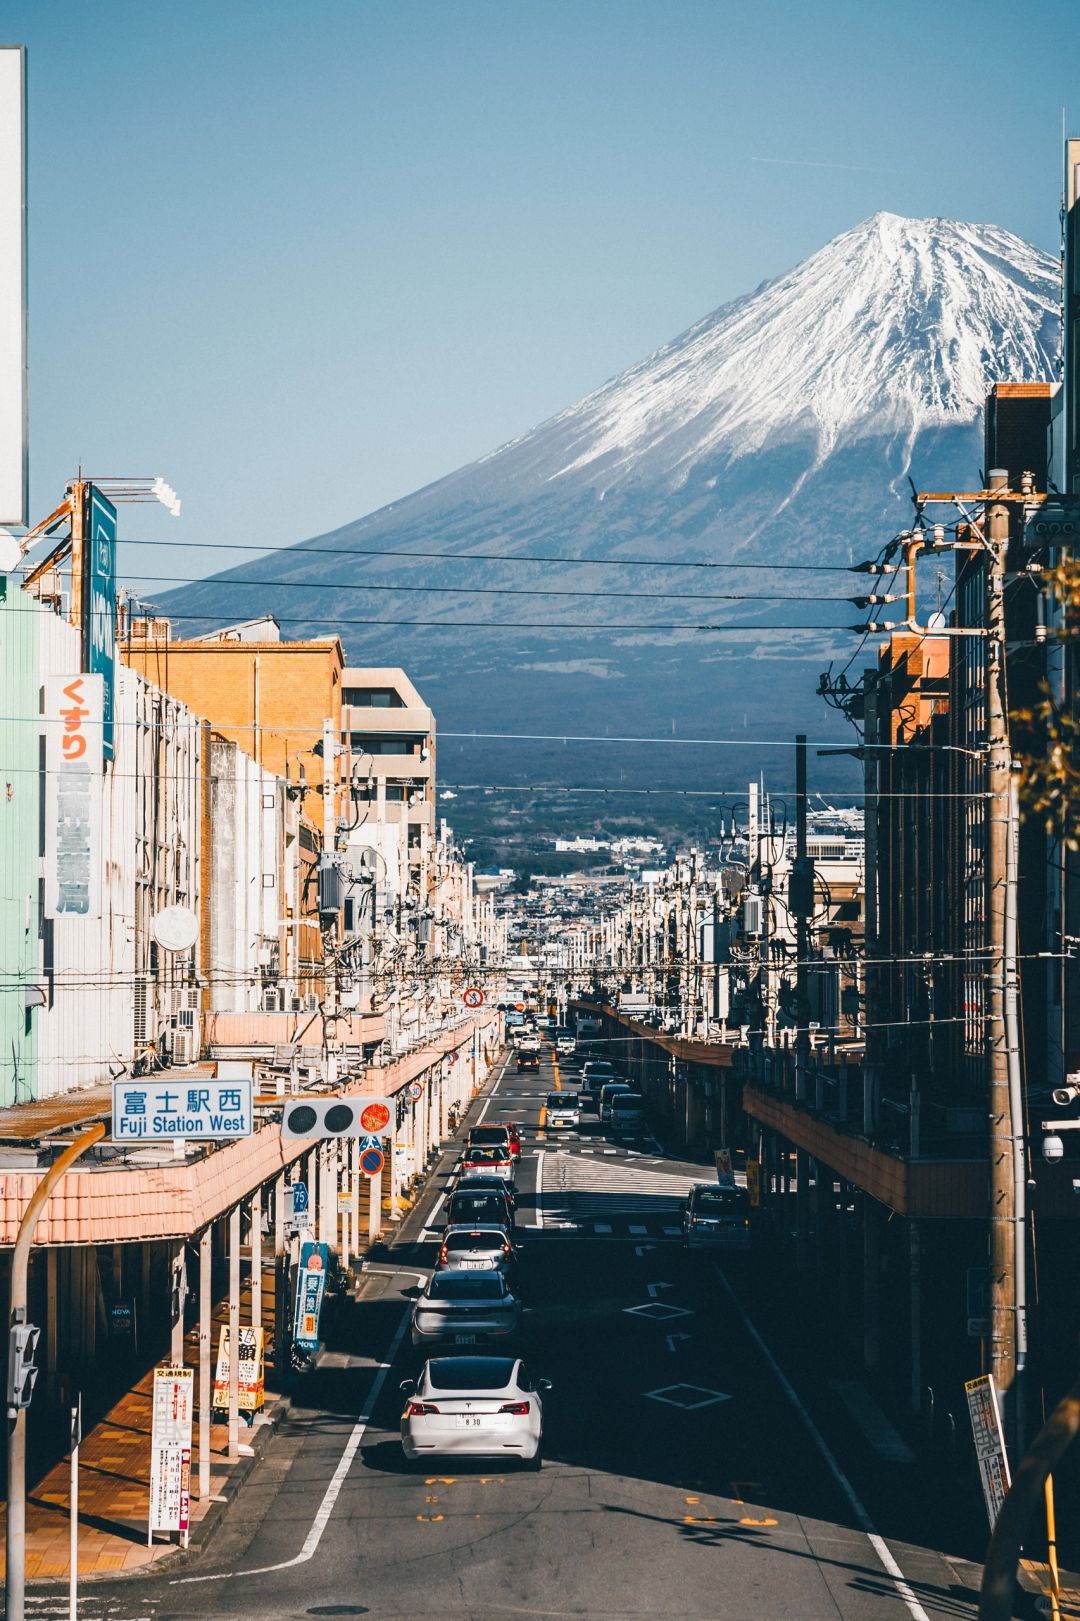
<box><xmin>7</xmin><ymin>1323</ymin><xmax>40</xmax><ymax>1410</ymax></box>
<box><xmin>281</xmin><ymin>1095</ymin><xmax>393</xmax><ymax>1141</ymax></box>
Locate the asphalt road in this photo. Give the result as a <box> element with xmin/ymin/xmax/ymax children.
<box><xmin>21</xmin><ymin>1047</ymin><xmax>1008</xmax><ymax>1621</ymax></box>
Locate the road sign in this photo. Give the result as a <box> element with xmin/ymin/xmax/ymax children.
<box><xmin>407</xmin><ymin>1080</ymin><xmax>424</xmax><ymax>1103</ymax></box>
<box><xmin>291</xmin><ymin>1180</ymin><xmax>308</xmax><ymax>1211</ymax></box>
<box><xmin>360</xmin><ymin>1101</ymin><xmax>391</xmax><ymax>1133</ymax></box>
<box><xmin>463</xmin><ymin>987</ymin><xmax>484</xmax><ymax>1008</ymax></box>
<box><xmin>966</xmin><ymin>1266</ymin><xmax>990</xmax><ymax>1338</ymax></box>
<box><xmin>149</xmin><ymin>1367</ymin><xmax>193</xmax><ymax>1540</ymax></box>
<box><xmin>965</xmin><ymin>1374</ymin><xmax>1011</xmax><ymax>1527</ymax></box>
<box><xmin>360</xmin><ymin>1144</ymin><xmax>385</xmax><ymax>1177</ymax></box>
<box><xmin>212</xmin><ymin>1327</ymin><xmax>265</xmax><ymax>1413</ymax></box>
<box><xmin>113</xmin><ymin>1077</ymin><xmax>253</xmax><ymax>1142</ymax></box>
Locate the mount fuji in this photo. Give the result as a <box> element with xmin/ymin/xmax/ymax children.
<box><xmin>161</xmin><ymin>212</ymin><xmax>1060</xmax><ymax>818</ymax></box>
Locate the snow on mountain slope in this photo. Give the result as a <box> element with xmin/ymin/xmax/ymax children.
<box><xmin>465</xmin><ymin>211</ymin><xmax>1059</xmax><ymax>499</ymax></box>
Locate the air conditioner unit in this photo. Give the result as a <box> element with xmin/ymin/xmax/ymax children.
<box><xmin>168</xmin><ymin>1028</ymin><xmax>197</xmax><ymax>1065</ymax></box>
<box><xmin>133</xmin><ymin>976</ymin><xmax>149</xmax><ymax>1045</ymax></box>
<box><xmin>176</xmin><ymin>1006</ymin><xmax>196</xmax><ymax>1030</ymax></box>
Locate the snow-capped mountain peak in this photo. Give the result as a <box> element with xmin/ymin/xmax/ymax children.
<box><xmin>482</xmin><ymin>212</ymin><xmax>1059</xmax><ymax>497</ymax></box>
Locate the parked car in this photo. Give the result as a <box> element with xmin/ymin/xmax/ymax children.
<box><xmin>401</xmin><ymin>1356</ymin><xmax>549</xmax><ymax>1467</ymax></box>
<box><xmin>545</xmin><ymin>1091</ymin><xmax>580</xmax><ymax>1129</ymax></box>
<box><xmin>682</xmin><ymin>1182</ymin><xmax>752</xmax><ymax>1250</ymax></box>
<box><xmin>609</xmin><ymin>1092</ymin><xmax>644</xmax><ymax>1129</ymax></box>
<box><xmin>410</xmin><ymin>1272</ymin><xmax>521</xmax><ymax>1348</ymax></box>
<box><xmin>599</xmin><ymin>1080</ymin><xmax>634</xmax><ymax>1122</ymax></box>
<box><xmin>447</xmin><ymin>1189</ymin><xmax>514</xmax><ymax>1231</ymax></box>
<box><xmin>437</xmin><ymin>1225</ymin><xmax>519</xmax><ymax>1280</ymax></box>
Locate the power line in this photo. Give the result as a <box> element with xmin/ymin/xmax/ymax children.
<box><xmin>117</xmin><ymin>572</ymin><xmax>850</xmax><ymax>606</ymax></box>
<box><xmin>106</xmin><ymin>535</ymin><xmax>858</xmax><ymax>574</ymax></box>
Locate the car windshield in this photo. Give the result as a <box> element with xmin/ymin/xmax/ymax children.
<box><xmin>445</xmin><ymin>1231</ymin><xmax>505</xmax><ymax>1252</ymax></box>
<box><xmin>693</xmin><ymin>1187</ymin><xmax>750</xmax><ymax>1213</ymax></box>
<box><xmin>428</xmin><ymin>1274</ymin><xmax>506</xmax><ymax>1300</ymax></box>
<box><xmin>427</xmin><ymin>1357</ymin><xmax>516</xmax><ymax>1390</ymax></box>
<box><xmin>470</xmin><ymin>1128</ymin><xmax>510</xmax><ymax>1146</ymax></box>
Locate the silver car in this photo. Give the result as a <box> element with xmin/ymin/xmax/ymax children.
<box><xmin>411</xmin><ymin>1270</ymin><xmax>521</xmax><ymax>1348</ymax></box>
<box><xmin>401</xmin><ymin>1356</ymin><xmax>550</xmax><ymax>1467</ymax></box>
<box><xmin>609</xmin><ymin>1092</ymin><xmax>644</xmax><ymax>1129</ymax></box>
<box><xmin>437</xmin><ymin>1224</ymin><xmax>519</xmax><ymax>1281</ymax></box>
<box><xmin>545</xmin><ymin>1090</ymin><xmax>580</xmax><ymax>1128</ymax></box>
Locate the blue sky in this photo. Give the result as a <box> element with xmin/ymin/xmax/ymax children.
<box><xmin>12</xmin><ymin>0</ymin><xmax>1079</xmax><ymax>579</ymax></box>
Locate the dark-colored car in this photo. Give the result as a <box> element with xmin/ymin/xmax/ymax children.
<box><xmin>682</xmin><ymin>1183</ymin><xmax>752</xmax><ymax>1250</ymax></box>
<box><xmin>518</xmin><ymin>1051</ymin><xmax>540</xmax><ymax>1071</ymax></box>
<box><xmin>453</xmin><ymin>1173</ymin><xmax>517</xmax><ymax>1213</ymax></box>
<box><xmin>447</xmin><ymin>1189</ymin><xmax>514</xmax><ymax>1231</ymax></box>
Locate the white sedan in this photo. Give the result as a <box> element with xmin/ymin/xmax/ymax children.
<box><xmin>401</xmin><ymin>1356</ymin><xmax>550</xmax><ymax>1467</ymax></box>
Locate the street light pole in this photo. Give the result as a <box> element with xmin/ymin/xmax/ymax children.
<box><xmin>6</xmin><ymin>1124</ymin><xmax>106</xmax><ymax>1621</ymax></box>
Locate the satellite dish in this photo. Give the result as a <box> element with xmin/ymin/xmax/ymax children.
<box><xmin>152</xmin><ymin>905</ymin><xmax>199</xmax><ymax>953</ymax></box>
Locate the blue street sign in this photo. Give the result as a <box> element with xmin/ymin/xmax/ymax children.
<box><xmin>357</xmin><ymin>1135</ymin><xmax>381</xmax><ymax>1153</ymax></box>
<box><xmin>360</xmin><ymin>1144</ymin><xmax>385</xmax><ymax>1178</ymax></box>
<box><xmin>291</xmin><ymin>1181</ymin><xmax>308</xmax><ymax>1212</ymax></box>
<box><xmin>85</xmin><ymin>485</ymin><xmax>117</xmax><ymax>760</ymax></box>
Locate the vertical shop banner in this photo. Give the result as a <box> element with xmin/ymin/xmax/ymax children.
<box><xmin>148</xmin><ymin>1366</ymin><xmax>193</xmax><ymax>1540</ymax></box>
<box><xmin>44</xmin><ymin>673</ymin><xmax>103</xmax><ymax>919</ymax></box>
<box><xmin>84</xmin><ymin>485</ymin><xmax>117</xmax><ymax>759</ymax></box>
<box><xmin>293</xmin><ymin>1240</ymin><xmax>330</xmax><ymax>1352</ymax></box>
<box><xmin>212</xmin><ymin>1326</ymin><xmax>265</xmax><ymax>1411</ymax></box>
<box><xmin>965</xmin><ymin>1374</ymin><xmax>1011</xmax><ymax>1527</ymax></box>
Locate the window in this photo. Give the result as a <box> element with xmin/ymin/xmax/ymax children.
<box><xmin>349</xmin><ymin>735</ymin><xmax>421</xmax><ymax>755</ymax></box>
<box><xmin>343</xmin><ymin>687</ymin><xmax>405</xmax><ymax>708</ymax></box>
<box><xmin>427</xmin><ymin>1358</ymin><xmax>515</xmax><ymax>1390</ymax></box>
<box><xmin>428</xmin><ymin>1274</ymin><xmax>505</xmax><ymax>1300</ymax></box>
<box><xmin>445</xmin><ymin>1231</ymin><xmax>505</xmax><ymax>1252</ymax></box>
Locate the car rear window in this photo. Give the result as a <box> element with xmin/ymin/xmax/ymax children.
<box><xmin>692</xmin><ymin>1187</ymin><xmax>750</xmax><ymax>1213</ymax></box>
<box><xmin>428</xmin><ymin>1274</ymin><xmax>506</xmax><ymax>1300</ymax></box>
<box><xmin>611</xmin><ymin>1094</ymin><xmax>642</xmax><ymax>1110</ymax></box>
<box><xmin>469</xmin><ymin>1127</ymin><xmax>511</xmax><ymax>1146</ymax></box>
<box><xmin>449</xmin><ymin>1195</ymin><xmax>505</xmax><ymax>1221</ymax></box>
<box><xmin>427</xmin><ymin>1357</ymin><xmax>516</xmax><ymax>1390</ymax></box>
<box><xmin>445</xmin><ymin>1231</ymin><xmax>505</xmax><ymax>1252</ymax></box>
<box><xmin>465</xmin><ymin>1147</ymin><xmax>508</xmax><ymax>1164</ymax></box>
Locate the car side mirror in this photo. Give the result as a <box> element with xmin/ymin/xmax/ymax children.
<box><xmin>538</xmin><ymin>1378</ymin><xmax>553</xmax><ymax>1392</ymax></box>
<box><xmin>399</xmin><ymin>1378</ymin><xmax>415</xmax><ymax>1394</ymax></box>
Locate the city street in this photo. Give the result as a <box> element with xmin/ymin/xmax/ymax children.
<box><xmin>20</xmin><ymin>1048</ymin><xmax>996</xmax><ymax>1621</ymax></box>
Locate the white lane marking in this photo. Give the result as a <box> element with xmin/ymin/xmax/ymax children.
<box><xmin>594</xmin><ymin>1223</ymin><xmax>613</xmax><ymax>1234</ymax></box>
<box><xmin>172</xmin><ymin>1274</ymin><xmax>423</xmax><ymax>1585</ymax></box>
<box><xmin>603</xmin><ymin>1148</ymin><xmax>618</xmax><ymax>1155</ymax></box>
<box><xmin>535</xmin><ymin>1149</ymin><xmax>545</xmax><ymax>1230</ymax></box>
<box><xmin>713</xmin><ymin>1267</ymin><xmax>931</xmax><ymax>1621</ymax></box>
<box><xmin>475</xmin><ymin>1056</ymin><xmax>509</xmax><ymax>1125</ymax></box>
<box><xmin>629</xmin><ymin>1224</ymin><xmax>648</xmax><ymax>1235</ymax></box>
<box><xmin>663</xmin><ymin>1226</ymin><xmax>683</xmax><ymax>1236</ymax></box>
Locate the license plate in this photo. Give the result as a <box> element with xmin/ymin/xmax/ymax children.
<box><xmin>455</xmin><ymin>1334</ymin><xmax>477</xmax><ymax>1344</ymax></box>
<box><xmin>460</xmin><ymin>1416</ymin><xmax>483</xmax><ymax>1427</ymax></box>
<box><xmin>462</xmin><ymin>1260</ymin><xmax>488</xmax><ymax>1269</ymax></box>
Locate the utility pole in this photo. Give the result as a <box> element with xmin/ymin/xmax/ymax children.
<box><xmin>794</xmin><ymin>735</ymin><xmax>811</xmax><ymax>1103</ymax></box>
<box><xmin>986</xmin><ymin>469</ymin><xmax>1019</xmax><ymax>1409</ymax></box>
<box><xmin>322</xmin><ymin>718</ymin><xmax>339</xmax><ymax>1089</ymax></box>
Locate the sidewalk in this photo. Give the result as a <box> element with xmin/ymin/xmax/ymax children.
<box><xmin>0</xmin><ymin>1256</ymin><xmax>286</xmax><ymax>1582</ymax></box>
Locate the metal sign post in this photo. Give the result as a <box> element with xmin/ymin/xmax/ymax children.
<box><xmin>69</xmin><ymin>1396</ymin><xmax>80</xmax><ymax>1621</ymax></box>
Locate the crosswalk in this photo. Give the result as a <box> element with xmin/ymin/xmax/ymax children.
<box><xmin>539</xmin><ymin>1153</ymin><xmax>703</xmax><ymax>1238</ymax></box>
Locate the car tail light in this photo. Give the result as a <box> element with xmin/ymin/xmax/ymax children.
<box><xmin>744</xmin><ymin>1219</ymin><xmax>750</xmax><ymax>1227</ymax></box>
<box><xmin>439</xmin><ymin>1245</ymin><xmax>448</xmax><ymax>1263</ymax></box>
<box><xmin>408</xmin><ymin>1402</ymin><xmax>440</xmax><ymax>1416</ymax></box>
<box><xmin>502</xmin><ymin>1241</ymin><xmax>512</xmax><ymax>1254</ymax></box>
<box><xmin>499</xmin><ymin>1401</ymin><xmax>530</xmax><ymax>1414</ymax></box>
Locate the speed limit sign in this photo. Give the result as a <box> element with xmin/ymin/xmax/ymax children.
<box><xmin>462</xmin><ymin>987</ymin><xmax>484</xmax><ymax>1008</ymax></box>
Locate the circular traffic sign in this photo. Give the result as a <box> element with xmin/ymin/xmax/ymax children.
<box><xmin>514</xmin><ymin>1003</ymin><xmax>524</xmax><ymax>1012</ymax></box>
<box><xmin>407</xmin><ymin>1080</ymin><xmax>424</xmax><ymax>1102</ymax></box>
<box><xmin>359</xmin><ymin>1144</ymin><xmax>385</xmax><ymax>1177</ymax></box>
<box><xmin>360</xmin><ymin>1102</ymin><xmax>391</xmax><ymax>1133</ymax></box>
<box><xmin>462</xmin><ymin>987</ymin><xmax>484</xmax><ymax>1009</ymax></box>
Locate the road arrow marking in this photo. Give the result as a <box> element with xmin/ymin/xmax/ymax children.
<box><xmin>634</xmin><ymin>1244</ymin><xmax>656</xmax><ymax>1256</ymax></box>
<box><xmin>665</xmin><ymin>1332</ymin><xmax>690</xmax><ymax>1353</ymax></box>
<box><xmin>647</xmin><ymin>1281</ymin><xmax>674</xmax><ymax>1297</ymax></box>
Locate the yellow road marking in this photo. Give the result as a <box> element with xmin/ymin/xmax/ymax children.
<box><xmin>554</xmin><ymin>1058</ymin><xmax>561</xmax><ymax>1091</ymax></box>
<box><xmin>539</xmin><ymin>1107</ymin><xmax>547</xmax><ymax>1128</ymax></box>
<box><xmin>731</xmin><ymin>1481</ymin><xmax>777</xmax><ymax>1527</ymax></box>
<box><xmin>425</xmin><ymin>1477</ymin><xmax>456</xmax><ymax>1485</ymax></box>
